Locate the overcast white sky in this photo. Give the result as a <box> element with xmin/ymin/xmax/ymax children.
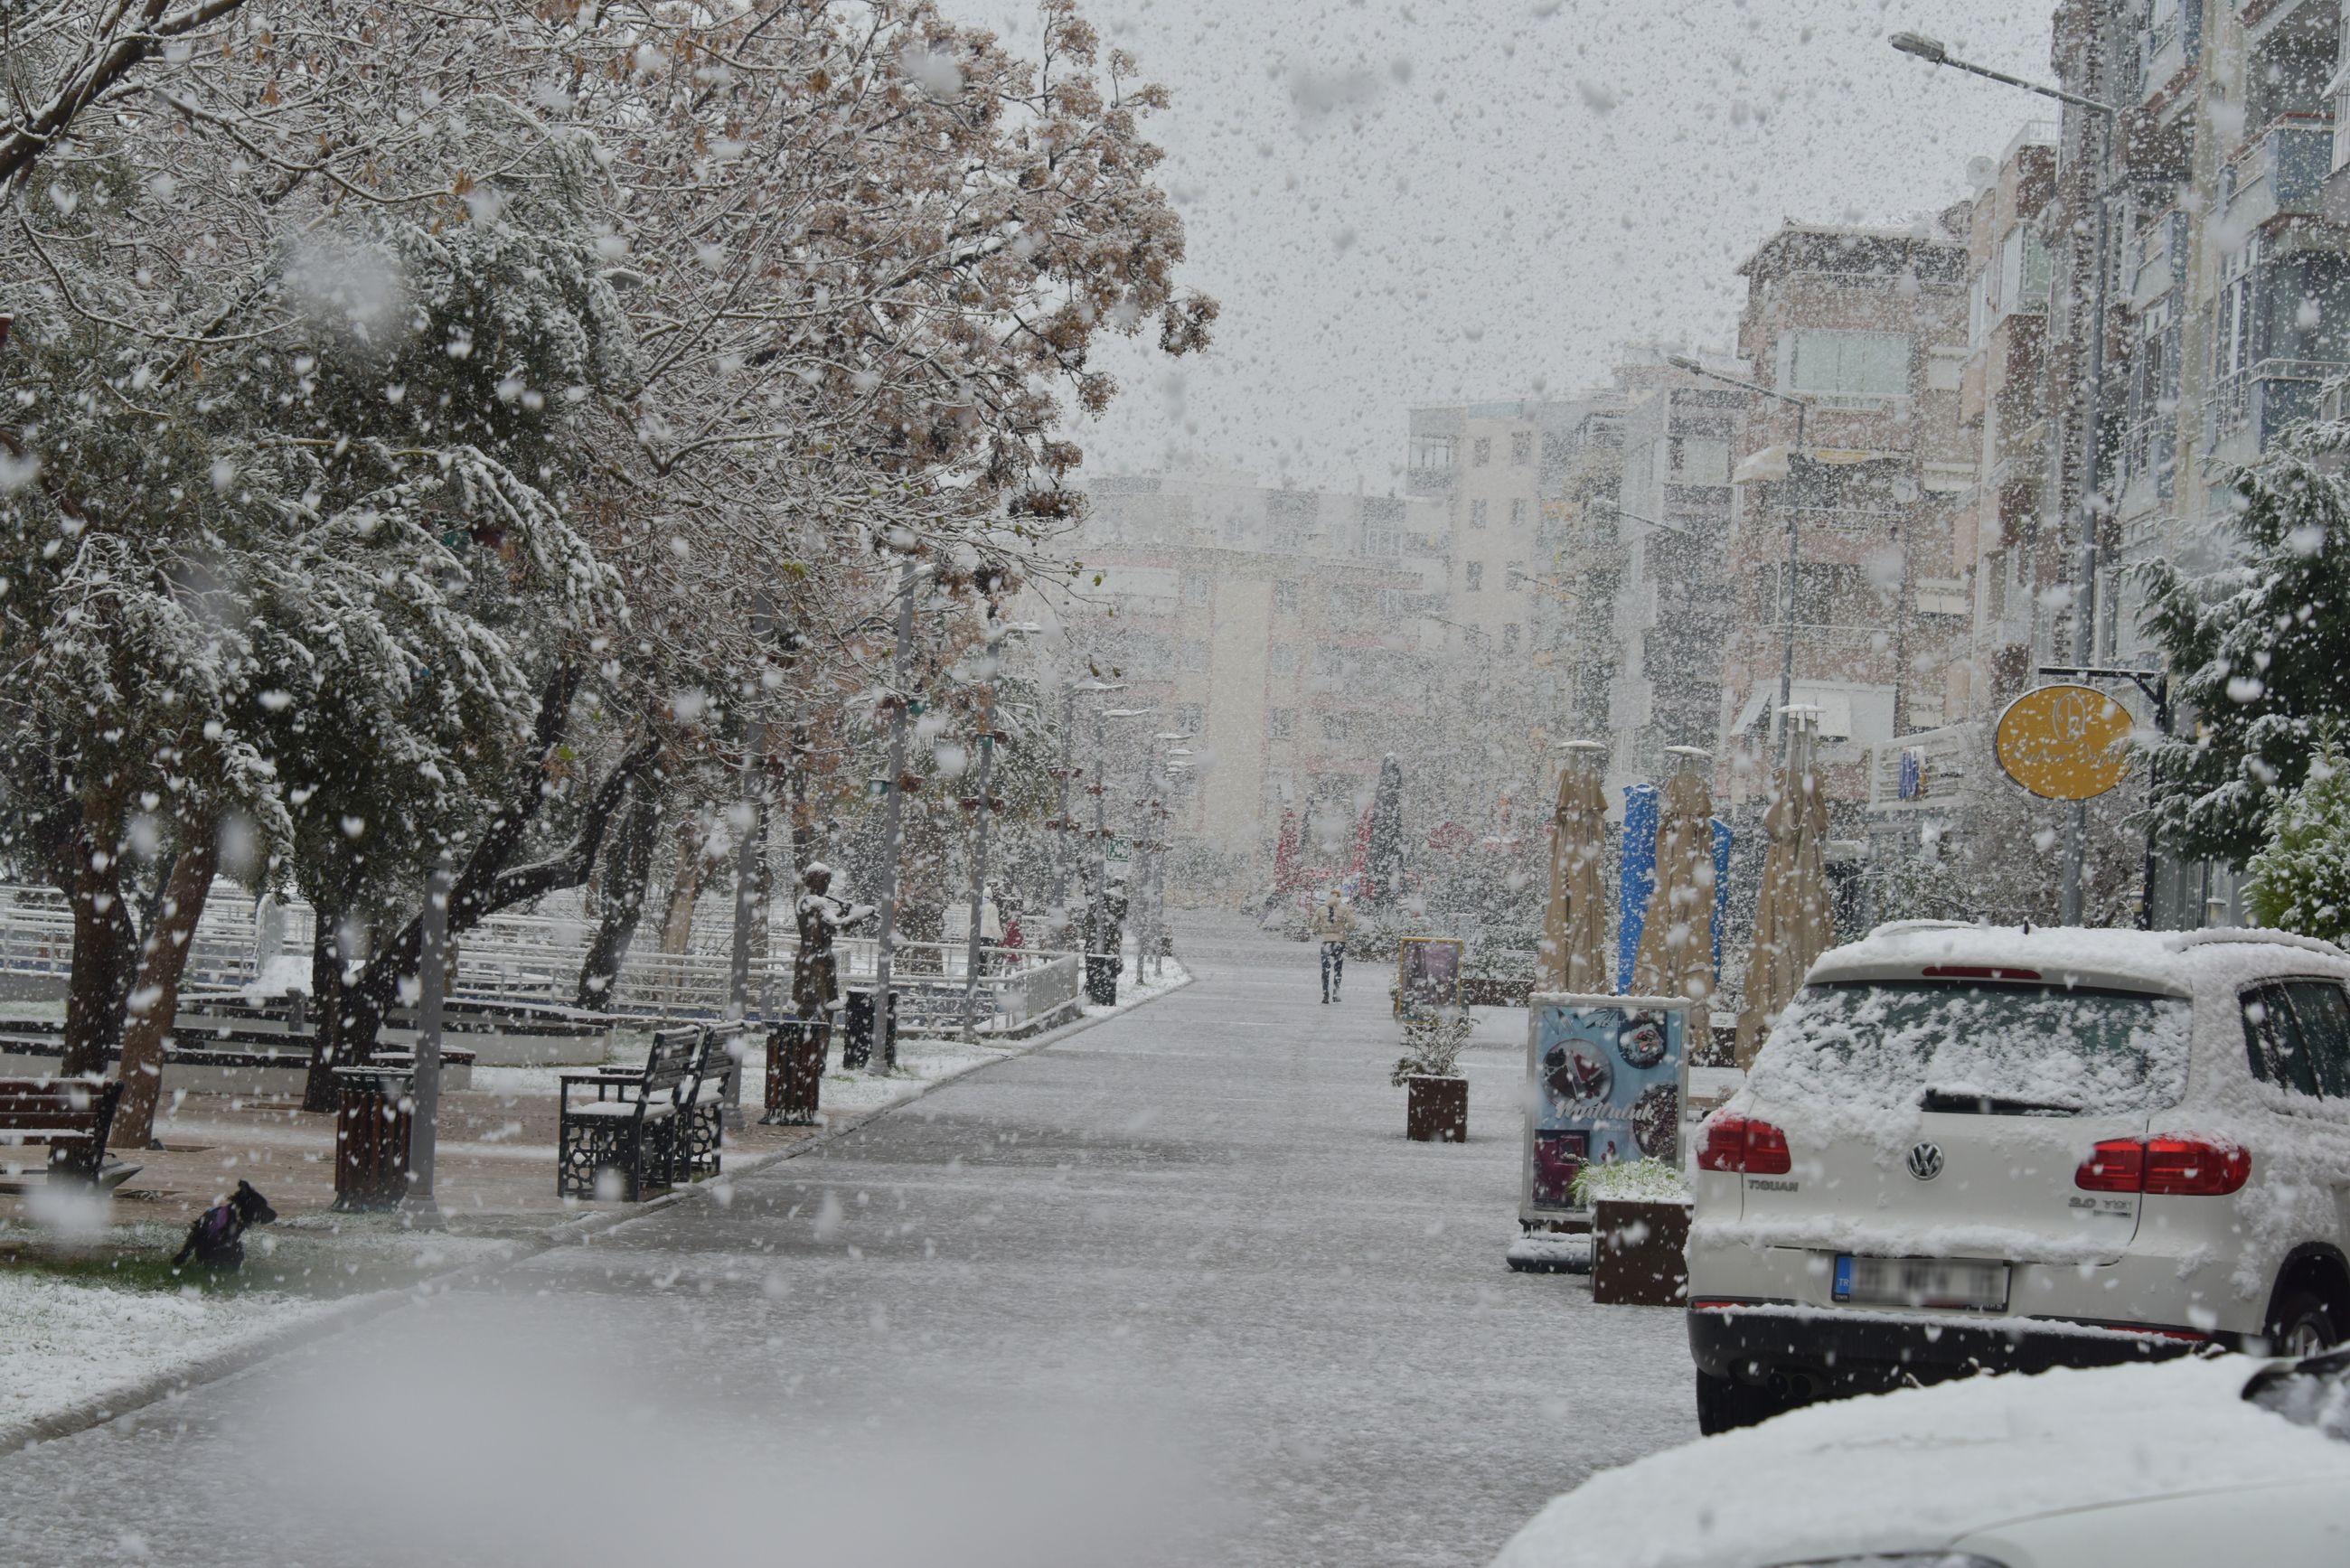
<box><xmin>978</xmin><ymin>0</ymin><xmax>2058</xmax><ymax>492</ymax></box>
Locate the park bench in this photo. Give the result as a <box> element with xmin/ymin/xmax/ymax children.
<box><xmin>675</xmin><ymin>1024</ymin><xmax>744</xmax><ymax>1184</ymax></box>
<box><xmin>557</xmin><ymin>1028</ymin><xmax>698</xmax><ymax>1202</ymax></box>
<box><xmin>0</xmin><ymin>1076</ymin><xmax>135</xmax><ymax>1187</ymax></box>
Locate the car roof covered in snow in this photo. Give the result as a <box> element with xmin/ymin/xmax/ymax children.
<box><xmin>1487</xmin><ymin>1355</ymin><xmax>2350</xmax><ymax>1568</ymax></box>
<box><xmin>1807</xmin><ymin>922</ymin><xmax>2350</xmax><ymax>996</ymax></box>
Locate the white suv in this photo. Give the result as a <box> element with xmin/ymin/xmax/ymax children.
<box><xmin>1688</xmin><ymin>922</ymin><xmax>2350</xmax><ymax>1433</ymax></box>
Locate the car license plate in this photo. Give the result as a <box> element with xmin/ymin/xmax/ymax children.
<box><xmin>1832</xmin><ymin>1254</ymin><xmax>2010</xmax><ymax>1311</ymax></box>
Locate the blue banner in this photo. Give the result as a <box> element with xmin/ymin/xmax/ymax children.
<box><xmin>1617</xmin><ymin>784</ymin><xmax>1658</xmax><ymax>994</ymax></box>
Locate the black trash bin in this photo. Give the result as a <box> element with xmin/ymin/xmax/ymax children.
<box><xmin>842</xmin><ymin>987</ymin><xmax>897</xmax><ymax>1070</ymax></box>
<box><xmin>1084</xmin><ymin>953</ymin><xmax>1119</xmax><ymax>1006</ymax></box>
<box><xmin>332</xmin><ymin>1065</ymin><xmax>415</xmax><ymax>1212</ymax></box>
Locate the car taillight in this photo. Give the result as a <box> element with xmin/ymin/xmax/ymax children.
<box><xmin>2076</xmin><ymin>1137</ymin><xmax>2250</xmax><ymax>1197</ymax></box>
<box><xmin>2143</xmin><ymin>1137</ymin><xmax>2251</xmax><ymax>1196</ymax></box>
<box><xmin>1697</xmin><ymin>1113</ymin><xmax>1791</xmax><ymax>1175</ymax></box>
<box><xmin>2075</xmin><ymin>1139</ymin><xmax>2144</xmax><ymax>1193</ymax></box>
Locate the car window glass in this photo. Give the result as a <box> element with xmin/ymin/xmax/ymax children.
<box><xmin>2246</xmin><ymin>983</ymin><xmax>2324</xmax><ymax>1098</ymax></box>
<box><xmin>2281</xmin><ymin>981</ymin><xmax>2350</xmax><ymax>1100</ymax></box>
<box><xmin>2243</xmin><ymin>988</ymin><xmax>2282</xmax><ymax>1087</ymax></box>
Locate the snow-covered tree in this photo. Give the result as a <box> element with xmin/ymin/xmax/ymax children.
<box><xmin>2138</xmin><ymin>420</ymin><xmax>2350</xmax><ymax>866</ymax></box>
<box><xmin>2245</xmin><ymin>742</ymin><xmax>2350</xmax><ymax>947</ymax></box>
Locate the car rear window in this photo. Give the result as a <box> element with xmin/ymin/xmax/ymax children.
<box><xmin>1751</xmin><ymin>981</ymin><xmax>2191</xmax><ymax>1116</ymax></box>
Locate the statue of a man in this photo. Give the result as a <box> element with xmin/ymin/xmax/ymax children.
<box><xmin>793</xmin><ymin>863</ymin><xmax>874</xmax><ymax>1019</ymax></box>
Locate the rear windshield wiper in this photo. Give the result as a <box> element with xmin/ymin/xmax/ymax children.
<box><xmin>1921</xmin><ymin>1088</ymin><xmax>2082</xmax><ymax>1117</ymax></box>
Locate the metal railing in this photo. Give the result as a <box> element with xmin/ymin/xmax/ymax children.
<box><xmin>0</xmin><ymin>883</ymin><xmax>1088</xmax><ymax>1037</ymax></box>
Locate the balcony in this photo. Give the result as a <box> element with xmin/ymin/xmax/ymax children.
<box><xmin>2208</xmin><ymin>356</ymin><xmax>2350</xmax><ymax>450</ymax></box>
<box><xmin>2226</xmin><ymin>118</ymin><xmax>2334</xmax><ymax>230</ymax></box>
<box><xmin>1867</xmin><ymin>721</ymin><xmax>1985</xmax><ymax>816</ymax></box>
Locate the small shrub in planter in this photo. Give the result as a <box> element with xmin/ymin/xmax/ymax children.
<box><xmin>1577</xmin><ymin>1159</ymin><xmax>1693</xmax><ymax>1307</ymax></box>
<box><xmin>1392</xmin><ymin>1009</ymin><xmax>1474</xmax><ymax>1143</ymax></box>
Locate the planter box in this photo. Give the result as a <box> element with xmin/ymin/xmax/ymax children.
<box><xmin>762</xmin><ymin>1019</ymin><xmax>826</xmax><ymax>1126</ymax></box>
<box><xmin>1591</xmin><ymin>1197</ymin><xmax>1691</xmax><ymax>1306</ymax></box>
<box><xmin>1405</xmin><ymin>1075</ymin><xmax>1467</xmax><ymax>1142</ymax></box>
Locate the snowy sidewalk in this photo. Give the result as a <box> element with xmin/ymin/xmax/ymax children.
<box><xmin>0</xmin><ymin>953</ymin><xmax>1189</xmax><ymax>1444</ymax></box>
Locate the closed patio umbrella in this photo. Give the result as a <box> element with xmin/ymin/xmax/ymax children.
<box><xmin>1541</xmin><ymin>741</ymin><xmax>1610</xmax><ymax>992</ymax></box>
<box><xmin>1633</xmin><ymin>746</ymin><xmax>1719</xmax><ymax>1004</ymax></box>
<box><xmin>1735</xmin><ymin>714</ymin><xmax>1833</xmax><ymax>1066</ymax></box>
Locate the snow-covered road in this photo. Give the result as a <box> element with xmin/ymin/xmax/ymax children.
<box><xmin>0</xmin><ymin>915</ymin><xmax>1694</xmax><ymax>1566</ymax></box>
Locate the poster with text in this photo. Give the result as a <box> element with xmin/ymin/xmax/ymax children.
<box><xmin>1520</xmin><ymin>994</ymin><xmax>1690</xmax><ymax>1221</ymax></box>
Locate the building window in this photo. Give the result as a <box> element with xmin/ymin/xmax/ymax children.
<box><xmin>1506</xmin><ymin>559</ymin><xmax>1525</xmax><ymax>588</ymax></box>
<box><xmin>1502</xmin><ymin>624</ymin><xmax>1521</xmax><ymax>653</ymax></box>
<box><xmin>1509</xmin><ymin>498</ymin><xmax>1528</xmax><ymax>526</ymax></box>
<box><xmin>1466</xmin><ymin>562</ymin><xmax>1484</xmax><ymax>593</ymax></box>
<box><xmin>1472</xmin><ymin>437</ymin><xmax>1492</xmax><ymax>466</ymax></box>
<box><xmin>1510</xmin><ymin>430</ymin><xmax>1533</xmax><ymax>465</ymax></box>
<box><xmin>1662</xmin><ymin>436</ymin><xmax>1731</xmax><ymax>486</ymax></box>
<box><xmin>1321</xmin><ymin>712</ymin><xmax>1351</xmax><ymax>741</ymax></box>
<box><xmin>1408</xmin><ymin>436</ymin><xmax>1456</xmax><ymax>472</ymax></box>
<box><xmin>1274</xmin><ymin>579</ymin><xmax>1301</xmax><ymax>613</ymax></box>
<box><xmin>1176</xmin><ymin>704</ymin><xmax>1204</xmax><ymax>734</ymax></box>
<box><xmin>1181</xmin><ymin>571</ymin><xmax>1212</xmax><ymax>606</ymax></box>
<box><xmin>1268</xmin><ymin>708</ymin><xmax>1294</xmax><ymax>740</ymax></box>
<box><xmin>1780</xmin><ymin>330</ymin><xmax>1911</xmax><ymax>400</ymax></box>
<box><xmin>1470</xmin><ymin>499</ymin><xmax>1489</xmax><ymax>529</ymax></box>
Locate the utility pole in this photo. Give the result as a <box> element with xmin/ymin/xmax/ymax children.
<box><xmin>959</xmin><ymin>674</ymin><xmax>1001</xmax><ymax>1041</ymax></box>
<box><xmin>869</xmin><ymin>557</ymin><xmax>922</xmax><ymax>1074</ymax></box>
<box><xmin>1888</xmin><ymin>31</ymin><xmax>2120</xmax><ymax>925</ymax></box>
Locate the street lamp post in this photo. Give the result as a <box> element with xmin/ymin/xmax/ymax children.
<box><xmin>868</xmin><ymin>556</ymin><xmax>926</xmax><ymax>1075</ymax></box>
<box><xmin>1667</xmin><ymin>355</ymin><xmax>1812</xmax><ymax>765</ymax></box>
<box><xmin>1138</xmin><ymin>733</ymin><xmax>1191</xmax><ymax>981</ymax></box>
<box><xmin>958</xmin><ymin>619</ymin><xmax>1037</xmax><ymax>1041</ymax></box>
<box><xmin>1094</xmin><ymin>705</ymin><xmax>1155</xmax><ymax>907</ymax></box>
<box><xmin>1890</xmin><ymin>29</ymin><xmax>2120</xmax><ymax>924</ymax></box>
<box><xmin>1050</xmin><ymin>678</ymin><xmax>1123</xmax><ymax>946</ymax></box>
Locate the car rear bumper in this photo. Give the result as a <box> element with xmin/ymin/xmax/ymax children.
<box><xmin>1689</xmin><ymin>1299</ymin><xmax>2211</xmax><ymax>1390</ymax></box>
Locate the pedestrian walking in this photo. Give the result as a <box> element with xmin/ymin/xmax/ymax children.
<box><xmin>1310</xmin><ymin>887</ymin><xmax>1355</xmax><ymax>1003</ymax></box>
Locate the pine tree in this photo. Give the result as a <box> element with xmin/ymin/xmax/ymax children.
<box><xmin>2139</xmin><ymin>419</ymin><xmax>2350</xmax><ymax>865</ymax></box>
<box><xmin>2245</xmin><ymin>744</ymin><xmax>2350</xmax><ymax>947</ymax></box>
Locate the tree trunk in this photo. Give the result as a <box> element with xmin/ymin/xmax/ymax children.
<box><xmin>575</xmin><ymin>781</ymin><xmax>660</xmax><ymax>1010</ymax></box>
<box><xmin>659</xmin><ymin>817</ymin><xmax>705</xmax><ymax>954</ymax></box>
<box><xmin>114</xmin><ymin>827</ymin><xmax>220</xmax><ymax>1148</ymax></box>
<box><xmin>298</xmin><ymin>907</ymin><xmax>353</xmax><ymax>1112</ymax></box>
<box><xmin>60</xmin><ymin>801</ymin><xmax>133</xmax><ymax>1079</ymax></box>
<box><xmin>329</xmin><ymin>733</ymin><xmax>658</xmax><ymax>1073</ymax></box>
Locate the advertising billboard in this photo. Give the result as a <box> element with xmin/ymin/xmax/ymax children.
<box><xmin>1519</xmin><ymin>993</ymin><xmax>1692</xmax><ymax>1225</ymax></box>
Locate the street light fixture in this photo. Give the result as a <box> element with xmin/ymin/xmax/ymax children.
<box><xmin>1888</xmin><ymin>30</ymin><xmax>2120</xmax><ymax>923</ymax></box>
<box><xmin>1667</xmin><ymin>354</ymin><xmax>1814</xmax><ymax>765</ymax></box>
<box><xmin>1050</xmin><ymin>677</ymin><xmax>1126</xmax><ymax>934</ymax></box>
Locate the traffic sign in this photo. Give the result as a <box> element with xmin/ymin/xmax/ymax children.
<box><xmin>1106</xmin><ymin>837</ymin><xmax>1133</xmax><ymax>863</ymax></box>
<box><xmin>1995</xmin><ymin>683</ymin><xmax>2134</xmax><ymax>802</ymax></box>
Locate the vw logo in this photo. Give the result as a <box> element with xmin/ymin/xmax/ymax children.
<box><xmin>1907</xmin><ymin>1142</ymin><xmax>1945</xmax><ymax>1182</ymax></box>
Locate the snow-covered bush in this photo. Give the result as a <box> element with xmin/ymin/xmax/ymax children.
<box><xmin>2246</xmin><ymin>744</ymin><xmax>2350</xmax><ymax>947</ymax></box>
<box><xmin>1569</xmin><ymin>1157</ymin><xmax>1690</xmax><ymax>1208</ymax></box>
<box><xmin>1391</xmin><ymin>1009</ymin><xmax>1474</xmax><ymax>1084</ymax></box>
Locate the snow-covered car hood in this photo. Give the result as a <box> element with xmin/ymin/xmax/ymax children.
<box><xmin>1489</xmin><ymin>1357</ymin><xmax>2350</xmax><ymax>1568</ymax></box>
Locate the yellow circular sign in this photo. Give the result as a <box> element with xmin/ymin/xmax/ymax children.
<box><xmin>1996</xmin><ymin>684</ymin><xmax>2135</xmax><ymax>802</ymax></box>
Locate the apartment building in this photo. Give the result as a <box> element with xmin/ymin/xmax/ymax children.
<box><xmin>1598</xmin><ymin>353</ymin><xmax>1749</xmax><ymax>797</ymax></box>
<box><xmin>1055</xmin><ymin>474</ymin><xmax>1449</xmax><ymax>897</ymax></box>
<box><xmin>2029</xmin><ymin>0</ymin><xmax>2350</xmax><ymax>925</ymax></box>
<box><xmin>1717</xmin><ymin>221</ymin><xmax>1977</xmax><ymax>831</ymax></box>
